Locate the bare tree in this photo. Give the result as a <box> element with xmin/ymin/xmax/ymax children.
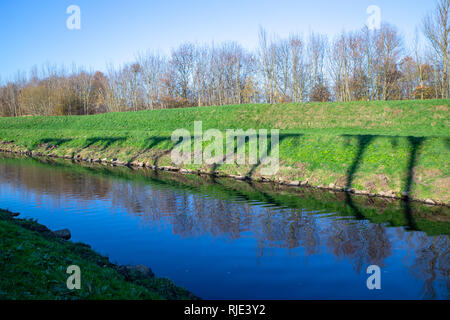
<box><xmin>170</xmin><ymin>43</ymin><xmax>195</xmax><ymax>102</ymax></box>
<box><xmin>290</xmin><ymin>34</ymin><xmax>307</xmax><ymax>102</ymax></box>
<box><xmin>308</xmin><ymin>32</ymin><xmax>329</xmax><ymax>101</ymax></box>
<box><xmin>375</xmin><ymin>23</ymin><xmax>402</xmax><ymax>100</ymax></box>
<box><xmin>258</xmin><ymin>27</ymin><xmax>277</xmax><ymax>103</ymax></box>
<box><xmin>423</xmin><ymin>0</ymin><xmax>450</xmax><ymax>98</ymax></box>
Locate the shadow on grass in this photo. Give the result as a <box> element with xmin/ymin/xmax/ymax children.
<box><xmin>341</xmin><ymin>134</ymin><xmax>428</xmax><ymax>230</ymax></box>
<box><xmin>37</xmin><ymin>137</ymin><xmax>131</xmax><ymax>152</ymax></box>
<box><xmin>208</xmin><ymin>132</ymin><xmax>301</xmax><ymax>180</ymax></box>
<box><xmin>343</xmin><ymin>135</ymin><xmax>375</xmax><ymax>190</ymax></box>
<box><xmin>129</xmin><ymin>136</ymin><xmax>171</xmax><ymax>163</ymax></box>
<box><xmin>401</xmin><ymin>136</ymin><xmax>425</xmax><ymax>231</ymax></box>
<box><xmin>82</xmin><ymin>137</ymin><xmax>127</xmax><ymax>151</ymax></box>
<box><xmin>35</xmin><ymin>138</ymin><xmax>73</xmax><ymax>149</ymax></box>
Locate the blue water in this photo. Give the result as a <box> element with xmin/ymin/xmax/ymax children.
<box><xmin>0</xmin><ymin>156</ymin><xmax>448</xmax><ymax>299</ymax></box>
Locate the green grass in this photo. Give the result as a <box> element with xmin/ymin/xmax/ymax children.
<box><xmin>0</xmin><ymin>99</ymin><xmax>449</xmax><ymax>202</ymax></box>
<box><xmin>0</xmin><ymin>209</ymin><xmax>196</xmax><ymax>300</ymax></box>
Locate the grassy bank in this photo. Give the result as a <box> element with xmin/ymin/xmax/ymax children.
<box><xmin>0</xmin><ymin>99</ymin><xmax>449</xmax><ymax>203</ymax></box>
<box><xmin>0</xmin><ymin>209</ymin><xmax>197</xmax><ymax>300</ymax></box>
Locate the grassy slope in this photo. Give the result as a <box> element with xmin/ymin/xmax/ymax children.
<box><xmin>0</xmin><ymin>99</ymin><xmax>449</xmax><ymax>202</ymax></box>
<box><xmin>0</xmin><ymin>209</ymin><xmax>196</xmax><ymax>300</ymax></box>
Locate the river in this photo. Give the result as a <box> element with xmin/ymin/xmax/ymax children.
<box><xmin>0</xmin><ymin>153</ymin><xmax>448</xmax><ymax>299</ymax></box>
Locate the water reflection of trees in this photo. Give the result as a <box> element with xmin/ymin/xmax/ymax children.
<box><xmin>407</xmin><ymin>234</ymin><xmax>449</xmax><ymax>299</ymax></box>
<box><xmin>0</xmin><ymin>161</ymin><xmax>448</xmax><ymax>298</ymax></box>
<box><xmin>324</xmin><ymin>222</ymin><xmax>392</xmax><ymax>272</ymax></box>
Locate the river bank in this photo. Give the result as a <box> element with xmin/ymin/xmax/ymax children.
<box><xmin>0</xmin><ymin>100</ymin><xmax>449</xmax><ymax>204</ymax></box>
<box><xmin>0</xmin><ymin>146</ymin><xmax>448</xmax><ymax>207</ymax></box>
<box><xmin>0</xmin><ymin>208</ymin><xmax>198</xmax><ymax>300</ymax></box>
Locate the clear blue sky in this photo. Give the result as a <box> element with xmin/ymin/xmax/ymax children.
<box><xmin>0</xmin><ymin>0</ymin><xmax>436</xmax><ymax>80</ymax></box>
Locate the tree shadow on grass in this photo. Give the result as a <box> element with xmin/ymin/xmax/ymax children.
<box><xmin>444</xmin><ymin>138</ymin><xmax>450</xmax><ymax>150</ymax></box>
<box><xmin>35</xmin><ymin>137</ymin><xmax>129</xmax><ymax>153</ymax></box>
<box><xmin>129</xmin><ymin>136</ymin><xmax>172</xmax><ymax>163</ymax></box>
<box><xmin>35</xmin><ymin>138</ymin><xmax>73</xmax><ymax>149</ymax></box>
<box><xmin>82</xmin><ymin>137</ymin><xmax>127</xmax><ymax>151</ymax></box>
<box><xmin>247</xmin><ymin>133</ymin><xmax>303</xmax><ymax>179</ymax></box>
<box><xmin>207</xmin><ymin>132</ymin><xmax>302</xmax><ymax>181</ymax></box>
<box><xmin>341</xmin><ymin>135</ymin><xmax>375</xmax><ymax>220</ymax></box>
<box><xmin>151</xmin><ymin>136</ymin><xmax>184</xmax><ymax>168</ymax></box>
<box><xmin>401</xmin><ymin>136</ymin><xmax>425</xmax><ymax>231</ymax></box>
<box><xmin>341</xmin><ymin>134</ymin><xmax>427</xmax><ymax>230</ymax></box>
<box><xmin>343</xmin><ymin>134</ymin><xmax>375</xmax><ymax>191</ymax></box>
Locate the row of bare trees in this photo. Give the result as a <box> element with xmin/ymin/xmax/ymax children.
<box><xmin>1</xmin><ymin>0</ymin><xmax>449</xmax><ymax>117</ymax></box>
<box><xmin>0</xmin><ymin>65</ymin><xmax>109</xmax><ymax>116</ymax></box>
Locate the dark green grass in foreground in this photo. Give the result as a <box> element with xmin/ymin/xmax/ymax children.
<box><xmin>0</xmin><ymin>209</ymin><xmax>196</xmax><ymax>300</ymax></box>
<box><xmin>0</xmin><ymin>99</ymin><xmax>449</xmax><ymax>202</ymax></box>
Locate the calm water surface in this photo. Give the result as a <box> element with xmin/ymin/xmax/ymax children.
<box><xmin>0</xmin><ymin>155</ymin><xmax>448</xmax><ymax>299</ymax></box>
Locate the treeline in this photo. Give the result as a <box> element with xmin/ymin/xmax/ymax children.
<box><xmin>1</xmin><ymin>0</ymin><xmax>449</xmax><ymax>116</ymax></box>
